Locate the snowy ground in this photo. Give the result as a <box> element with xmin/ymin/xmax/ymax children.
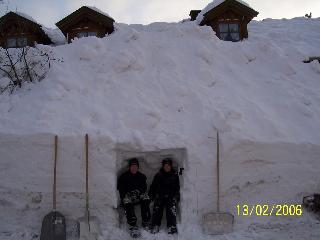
<box><xmin>0</xmin><ymin>17</ymin><xmax>320</xmax><ymax>239</ymax></box>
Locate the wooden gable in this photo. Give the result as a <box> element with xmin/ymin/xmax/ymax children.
<box><xmin>56</xmin><ymin>6</ymin><xmax>115</xmax><ymax>43</ymax></box>
<box><xmin>201</xmin><ymin>0</ymin><xmax>259</xmax><ymax>24</ymax></box>
<box><xmin>0</xmin><ymin>12</ymin><xmax>52</xmax><ymax>48</ymax></box>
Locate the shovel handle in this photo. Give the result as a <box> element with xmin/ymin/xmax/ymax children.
<box><xmin>53</xmin><ymin>135</ymin><xmax>58</xmax><ymax>211</ymax></box>
<box><xmin>85</xmin><ymin>134</ymin><xmax>92</xmax><ymax>230</ymax></box>
<box><xmin>217</xmin><ymin>131</ymin><xmax>220</xmax><ymax>212</ymax></box>
<box><xmin>85</xmin><ymin>134</ymin><xmax>89</xmax><ymax>211</ymax></box>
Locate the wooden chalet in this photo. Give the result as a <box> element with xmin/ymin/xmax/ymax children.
<box><xmin>0</xmin><ymin>12</ymin><xmax>52</xmax><ymax>48</ymax></box>
<box><xmin>56</xmin><ymin>6</ymin><xmax>115</xmax><ymax>43</ymax></box>
<box><xmin>190</xmin><ymin>0</ymin><xmax>258</xmax><ymax>41</ymax></box>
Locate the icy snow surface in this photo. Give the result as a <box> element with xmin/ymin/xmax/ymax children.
<box><xmin>0</xmin><ymin>18</ymin><xmax>320</xmax><ymax>240</ymax></box>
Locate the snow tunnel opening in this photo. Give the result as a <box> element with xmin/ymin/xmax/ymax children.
<box><xmin>115</xmin><ymin>147</ymin><xmax>187</xmax><ymax>228</ymax></box>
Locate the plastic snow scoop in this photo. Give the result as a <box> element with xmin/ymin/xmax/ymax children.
<box><xmin>40</xmin><ymin>135</ymin><xmax>66</xmax><ymax>240</ymax></box>
<box><xmin>203</xmin><ymin>131</ymin><xmax>234</xmax><ymax>235</ymax></box>
<box><xmin>78</xmin><ymin>134</ymin><xmax>101</xmax><ymax>240</ymax></box>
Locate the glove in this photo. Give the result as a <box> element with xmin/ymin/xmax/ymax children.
<box><xmin>130</xmin><ymin>190</ymin><xmax>140</xmax><ymax>204</ymax></box>
<box><xmin>122</xmin><ymin>195</ymin><xmax>132</xmax><ymax>205</ymax></box>
<box><xmin>140</xmin><ymin>192</ymin><xmax>150</xmax><ymax>202</ymax></box>
<box><xmin>123</xmin><ymin>190</ymin><xmax>141</xmax><ymax>205</ymax></box>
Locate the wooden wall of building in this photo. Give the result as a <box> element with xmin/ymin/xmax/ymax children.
<box><xmin>65</xmin><ymin>18</ymin><xmax>113</xmax><ymax>43</ymax></box>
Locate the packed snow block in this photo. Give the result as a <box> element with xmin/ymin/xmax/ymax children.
<box><xmin>115</xmin><ymin>146</ymin><xmax>187</xmax><ymax>226</ymax></box>
<box><xmin>0</xmin><ymin>133</ymin><xmax>54</xmax><ymax>192</ymax></box>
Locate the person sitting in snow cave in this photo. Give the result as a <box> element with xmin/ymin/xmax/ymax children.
<box><xmin>149</xmin><ymin>157</ymin><xmax>180</xmax><ymax>234</ymax></box>
<box><xmin>117</xmin><ymin>158</ymin><xmax>151</xmax><ymax>232</ymax></box>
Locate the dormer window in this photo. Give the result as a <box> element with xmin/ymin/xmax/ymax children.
<box><xmin>55</xmin><ymin>6</ymin><xmax>115</xmax><ymax>43</ymax></box>
<box><xmin>190</xmin><ymin>0</ymin><xmax>258</xmax><ymax>41</ymax></box>
<box><xmin>6</xmin><ymin>37</ymin><xmax>28</xmax><ymax>48</ymax></box>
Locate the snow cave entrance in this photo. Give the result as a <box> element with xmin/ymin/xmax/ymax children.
<box><xmin>116</xmin><ymin>147</ymin><xmax>186</xmax><ymax>229</ymax></box>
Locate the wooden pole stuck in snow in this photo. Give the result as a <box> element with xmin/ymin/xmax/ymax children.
<box><xmin>78</xmin><ymin>134</ymin><xmax>101</xmax><ymax>240</ymax></box>
<box><xmin>202</xmin><ymin>130</ymin><xmax>234</xmax><ymax>235</ymax></box>
<box><xmin>40</xmin><ymin>135</ymin><xmax>66</xmax><ymax>240</ymax></box>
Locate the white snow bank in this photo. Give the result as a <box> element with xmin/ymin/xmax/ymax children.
<box><xmin>196</xmin><ymin>0</ymin><xmax>252</xmax><ymax>24</ymax></box>
<box><xmin>1</xmin><ymin>19</ymin><xmax>319</xmax><ymax>144</ymax></box>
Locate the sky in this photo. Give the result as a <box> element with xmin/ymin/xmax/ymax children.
<box><xmin>0</xmin><ymin>0</ymin><xmax>319</xmax><ymax>28</ymax></box>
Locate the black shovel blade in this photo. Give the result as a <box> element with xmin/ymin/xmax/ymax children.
<box><xmin>40</xmin><ymin>211</ymin><xmax>66</xmax><ymax>240</ymax></box>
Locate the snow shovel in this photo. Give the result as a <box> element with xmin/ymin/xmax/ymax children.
<box><xmin>40</xmin><ymin>135</ymin><xmax>66</xmax><ymax>240</ymax></box>
<box><xmin>203</xmin><ymin>131</ymin><xmax>234</xmax><ymax>235</ymax></box>
<box><xmin>78</xmin><ymin>134</ymin><xmax>101</xmax><ymax>240</ymax></box>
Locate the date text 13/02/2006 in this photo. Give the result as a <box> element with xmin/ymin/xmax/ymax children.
<box><xmin>236</xmin><ymin>204</ymin><xmax>303</xmax><ymax>216</ymax></box>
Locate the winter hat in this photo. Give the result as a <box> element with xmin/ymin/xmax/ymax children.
<box><xmin>128</xmin><ymin>158</ymin><xmax>139</xmax><ymax>167</ymax></box>
<box><xmin>162</xmin><ymin>157</ymin><xmax>173</xmax><ymax>166</ymax></box>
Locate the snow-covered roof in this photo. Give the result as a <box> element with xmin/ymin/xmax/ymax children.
<box><xmin>41</xmin><ymin>26</ymin><xmax>66</xmax><ymax>45</ymax></box>
<box><xmin>86</xmin><ymin>6</ymin><xmax>113</xmax><ymax>19</ymax></box>
<box><xmin>15</xmin><ymin>11</ymin><xmax>39</xmax><ymax>24</ymax></box>
<box><xmin>196</xmin><ymin>0</ymin><xmax>252</xmax><ymax>24</ymax></box>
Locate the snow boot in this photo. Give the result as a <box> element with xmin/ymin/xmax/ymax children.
<box><xmin>168</xmin><ymin>226</ymin><xmax>177</xmax><ymax>234</ymax></box>
<box><xmin>129</xmin><ymin>225</ymin><xmax>141</xmax><ymax>238</ymax></box>
<box><xmin>303</xmin><ymin>194</ymin><xmax>320</xmax><ymax>220</ymax></box>
<box><xmin>151</xmin><ymin>225</ymin><xmax>160</xmax><ymax>234</ymax></box>
<box><xmin>142</xmin><ymin>221</ymin><xmax>151</xmax><ymax>231</ymax></box>
<box><xmin>315</xmin><ymin>194</ymin><xmax>320</xmax><ymax>211</ymax></box>
<box><xmin>303</xmin><ymin>194</ymin><xmax>320</xmax><ymax>212</ymax></box>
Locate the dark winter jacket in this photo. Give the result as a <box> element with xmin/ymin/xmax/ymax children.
<box><xmin>117</xmin><ymin>171</ymin><xmax>148</xmax><ymax>200</ymax></box>
<box><xmin>149</xmin><ymin>169</ymin><xmax>180</xmax><ymax>201</ymax></box>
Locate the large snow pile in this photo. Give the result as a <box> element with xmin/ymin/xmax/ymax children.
<box><xmin>0</xmin><ymin>18</ymin><xmax>320</xmax><ymax>240</ymax></box>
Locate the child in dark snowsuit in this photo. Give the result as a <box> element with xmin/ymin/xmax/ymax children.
<box><xmin>149</xmin><ymin>158</ymin><xmax>180</xmax><ymax>234</ymax></box>
<box><xmin>117</xmin><ymin>158</ymin><xmax>151</xmax><ymax>233</ymax></box>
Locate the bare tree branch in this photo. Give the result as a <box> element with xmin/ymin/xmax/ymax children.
<box><xmin>22</xmin><ymin>47</ymin><xmax>33</xmax><ymax>82</ymax></box>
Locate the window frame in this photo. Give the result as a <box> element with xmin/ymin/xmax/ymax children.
<box><xmin>218</xmin><ymin>22</ymin><xmax>241</xmax><ymax>42</ymax></box>
<box><xmin>6</xmin><ymin>36</ymin><xmax>28</xmax><ymax>48</ymax></box>
<box><xmin>76</xmin><ymin>31</ymin><xmax>97</xmax><ymax>38</ymax></box>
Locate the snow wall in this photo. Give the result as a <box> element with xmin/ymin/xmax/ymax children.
<box><xmin>1</xmin><ymin>133</ymin><xmax>320</xmax><ymax>237</ymax></box>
